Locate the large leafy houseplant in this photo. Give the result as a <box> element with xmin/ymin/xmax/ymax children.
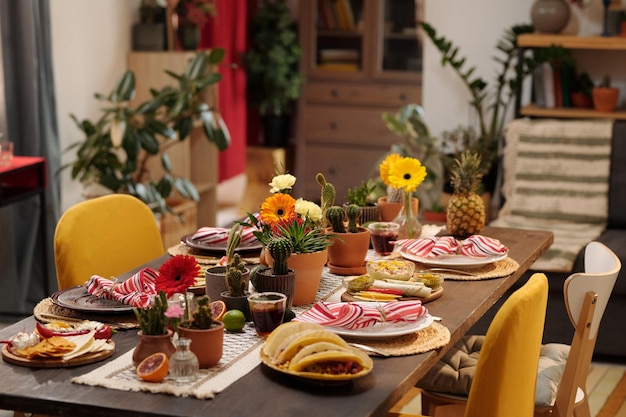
<box><xmin>64</xmin><ymin>50</ymin><xmax>230</xmax><ymax>216</ymax></box>
<box><xmin>243</xmin><ymin>0</ymin><xmax>302</xmax><ymax>117</ymax></box>
<box><xmin>419</xmin><ymin>22</ymin><xmax>538</xmax><ymax>187</ymax></box>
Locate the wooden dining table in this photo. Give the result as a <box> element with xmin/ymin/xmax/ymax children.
<box><xmin>0</xmin><ymin>226</ymin><xmax>553</xmax><ymax>417</ymax></box>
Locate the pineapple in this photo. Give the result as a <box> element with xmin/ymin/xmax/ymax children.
<box><xmin>446</xmin><ymin>151</ymin><xmax>486</xmax><ymax>239</ymax></box>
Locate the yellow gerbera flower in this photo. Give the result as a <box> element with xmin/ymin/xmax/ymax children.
<box><xmin>387</xmin><ymin>157</ymin><xmax>427</xmax><ymax>193</ymax></box>
<box><xmin>379</xmin><ymin>153</ymin><xmax>402</xmax><ymax>186</ymax></box>
<box><xmin>260</xmin><ymin>193</ymin><xmax>296</xmax><ymax>227</ymax></box>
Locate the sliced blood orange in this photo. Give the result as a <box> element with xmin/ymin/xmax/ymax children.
<box><xmin>211</xmin><ymin>300</ymin><xmax>227</xmax><ymax>321</ymax></box>
<box><xmin>136</xmin><ymin>352</ymin><xmax>169</xmax><ymax>382</ymax></box>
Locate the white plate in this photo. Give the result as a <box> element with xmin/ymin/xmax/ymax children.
<box><xmin>324</xmin><ymin>313</ymin><xmax>434</xmax><ymax>339</ymax></box>
<box><xmin>400</xmin><ymin>249</ymin><xmax>508</xmax><ymax>267</ymax></box>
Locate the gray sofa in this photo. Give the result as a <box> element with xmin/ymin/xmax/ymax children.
<box><xmin>471</xmin><ymin>120</ymin><xmax>626</xmax><ymax>363</ymax></box>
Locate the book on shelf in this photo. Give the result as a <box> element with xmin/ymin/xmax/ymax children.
<box><xmin>542</xmin><ymin>62</ymin><xmax>556</xmax><ymax>109</ymax></box>
<box><xmin>316</xmin><ymin>62</ymin><xmax>359</xmax><ymax>71</ymax></box>
<box><xmin>319</xmin><ymin>0</ymin><xmax>355</xmax><ymax>31</ymax></box>
<box><xmin>318</xmin><ymin>48</ymin><xmax>359</xmax><ymax>62</ymax></box>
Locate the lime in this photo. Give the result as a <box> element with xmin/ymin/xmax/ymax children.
<box><xmin>222</xmin><ymin>310</ymin><xmax>246</xmax><ymax>332</ymax></box>
<box><xmin>283</xmin><ymin>308</ymin><xmax>295</xmax><ymax>323</ymax></box>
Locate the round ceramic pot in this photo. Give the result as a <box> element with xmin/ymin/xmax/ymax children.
<box><xmin>377</xmin><ymin>196</ymin><xmax>418</xmax><ymax>222</ymax></box>
<box><xmin>132</xmin><ymin>329</ymin><xmax>176</xmax><ymax>366</ymax></box>
<box><xmin>326</xmin><ymin>227</ymin><xmax>371</xmax><ymax>269</ymax></box>
<box><xmin>251</xmin><ymin>268</ymin><xmax>296</xmax><ymax>309</ymax></box>
<box><xmin>205</xmin><ymin>266</ymin><xmax>250</xmax><ymax>302</ymax></box>
<box><xmin>179</xmin><ymin>321</ymin><xmax>224</xmax><ymax>368</ymax></box>
<box><xmin>220</xmin><ymin>291</ymin><xmax>252</xmax><ymax>321</ymax></box>
<box><xmin>592</xmin><ymin>87</ymin><xmax>619</xmax><ymax>112</ymax></box>
<box><xmin>530</xmin><ymin>0</ymin><xmax>570</xmax><ymax>34</ymax></box>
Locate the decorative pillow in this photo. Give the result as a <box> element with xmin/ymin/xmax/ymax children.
<box><xmin>418</xmin><ymin>335</ymin><xmax>570</xmax><ymax>407</ymax></box>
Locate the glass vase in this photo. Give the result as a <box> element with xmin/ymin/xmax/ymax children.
<box><xmin>168</xmin><ymin>337</ymin><xmax>199</xmax><ymax>383</ymax></box>
<box><xmin>393</xmin><ymin>191</ymin><xmax>421</xmax><ymax>239</ymax></box>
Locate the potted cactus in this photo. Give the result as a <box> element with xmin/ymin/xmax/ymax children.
<box><xmin>179</xmin><ymin>295</ymin><xmax>225</xmax><ymax>368</ymax></box>
<box><xmin>345</xmin><ymin>180</ymin><xmax>380</xmax><ymax>225</ymax></box>
<box><xmin>325</xmin><ymin>205</ymin><xmax>371</xmax><ymax>274</ymax></box>
<box><xmin>251</xmin><ymin>236</ymin><xmax>296</xmax><ymax>308</ymax></box>
<box><xmin>220</xmin><ymin>253</ymin><xmax>252</xmax><ymax>321</ymax></box>
<box><xmin>205</xmin><ymin>223</ymin><xmax>250</xmax><ymax>302</ymax></box>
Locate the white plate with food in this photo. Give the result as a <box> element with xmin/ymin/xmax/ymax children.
<box><xmin>325</xmin><ymin>313</ymin><xmax>434</xmax><ymax>339</ymax></box>
<box><xmin>400</xmin><ymin>249</ymin><xmax>508</xmax><ymax>267</ymax></box>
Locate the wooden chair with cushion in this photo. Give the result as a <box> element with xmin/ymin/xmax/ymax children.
<box><xmin>389</xmin><ymin>272</ymin><xmax>549</xmax><ymax>417</ymax></box>
<box><xmin>54</xmin><ymin>194</ymin><xmax>165</xmax><ymax>290</ymax></box>
<box><xmin>418</xmin><ymin>241</ymin><xmax>621</xmax><ymax>417</ymax></box>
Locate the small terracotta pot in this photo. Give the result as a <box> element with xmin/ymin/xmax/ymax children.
<box><xmin>592</xmin><ymin>87</ymin><xmax>619</xmax><ymax>112</ymax></box>
<box><xmin>326</xmin><ymin>227</ymin><xmax>371</xmax><ymax>269</ymax></box>
<box><xmin>570</xmin><ymin>92</ymin><xmax>593</xmax><ymax>109</ymax></box>
<box><xmin>620</xmin><ymin>21</ymin><xmax>626</xmax><ymax>38</ymax></box>
<box><xmin>133</xmin><ymin>329</ymin><xmax>176</xmax><ymax>366</ymax></box>
<box><xmin>377</xmin><ymin>196</ymin><xmax>418</xmax><ymax>222</ymax></box>
<box><xmin>179</xmin><ymin>321</ymin><xmax>224</xmax><ymax>368</ymax></box>
<box><xmin>422</xmin><ymin>210</ymin><xmax>447</xmax><ymax>224</ymax></box>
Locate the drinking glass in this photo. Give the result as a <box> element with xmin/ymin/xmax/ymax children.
<box><xmin>247</xmin><ymin>292</ymin><xmax>286</xmax><ymax>337</ymax></box>
<box><xmin>368</xmin><ymin>222</ymin><xmax>400</xmax><ymax>255</ymax></box>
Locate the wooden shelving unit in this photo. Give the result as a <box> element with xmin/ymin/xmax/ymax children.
<box><xmin>517</xmin><ymin>34</ymin><xmax>626</xmax><ymax>120</ymax></box>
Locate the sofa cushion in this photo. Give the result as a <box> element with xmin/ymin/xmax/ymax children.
<box><xmin>608</xmin><ymin>121</ymin><xmax>626</xmax><ymax>228</ymax></box>
<box><xmin>418</xmin><ymin>335</ymin><xmax>570</xmax><ymax>407</ymax></box>
<box><xmin>491</xmin><ymin>118</ymin><xmax>613</xmax><ymax>272</ymax></box>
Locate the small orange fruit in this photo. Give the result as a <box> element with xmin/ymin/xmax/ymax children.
<box><xmin>210</xmin><ymin>300</ymin><xmax>227</xmax><ymax>321</ymax></box>
<box><xmin>136</xmin><ymin>352</ymin><xmax>169</xmax><ymax>382</ymax></box>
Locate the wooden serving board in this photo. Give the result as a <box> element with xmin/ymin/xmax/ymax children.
<box><xmin>340</xmin><ymin>286</ymin><xmax>443</xmax><ymax>304</ymax></box>
<box><xmin>1</xmin><ymin>340</ymin><xmax>115</xmax><ymax>368</ymax></box>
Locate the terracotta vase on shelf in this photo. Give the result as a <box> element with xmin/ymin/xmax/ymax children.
<box><xmin>530</xmin><ymin>0</ymin><xmax>571</xmax><ymax>34</ymax></box>
<box><xmin>592</xmin><ymin>87</ymin><xmax>619</xmax><ymax>112</ymax></box>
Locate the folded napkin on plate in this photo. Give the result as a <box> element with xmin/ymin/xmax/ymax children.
<box><xmin>85</xmin><ymin>267</ymin><xmax>158</xmax><ymax>308</ymax></box>
<box><xmin>294</xmin><ymin>300</ymin><xmax>427</xmax><ymax>330</ymax></box>
<box><xmin>395</xmin><ymin>235</ymin><xmax>508</xmax><ymax>258</ymax></box>
<box><xmin>191</xmin><ymin>226</ymin><xmax>257</xmax><ymax>245</ymax></box>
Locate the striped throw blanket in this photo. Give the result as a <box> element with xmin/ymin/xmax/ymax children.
<box><xmin>491</xmin><ymin>119</ymin><xmax>613</xmax><ymax>272</ymax></box>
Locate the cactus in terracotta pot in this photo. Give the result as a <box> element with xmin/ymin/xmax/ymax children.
<box><xmin>316</xmin><ymin>173</ymin><xmax>336</xmax><ymax>228</ymax></box>
<box><xmin>326</xmin><ymin>206</ymin><xmax>346</xmax><ymax>233</ymax></box>
<box><xmin>346</xmin><ymin>204</ymin><xmax>361</xmax><ymax>233</ymax></box>
<box><xmin>187</xmin><ymin>295</ymin><xmax>215</xmax><ymax>329</ymax></box>
<box><xmin>267</xmin><ymin>236</ymin><xmax>293</xmax><ymax>275</ymax></box>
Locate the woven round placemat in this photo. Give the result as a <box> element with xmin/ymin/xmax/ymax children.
<box><xmin>168</xmin><ymin>243</ymin><xmax>260</xmax><ymax>265</ymax></box>
<box><xmin>33</xmin><ymin>298</ymin><xmax>139</xmax><ymax>330</ymax></box>
<box><xmin>413</xmin><ymin>257</ymin><xmax>520</xmax><ymax>281</ymax></box>
<box><xmin>347</xmin><ymin>322</ymin><xmax>450</xmax><ymax>357</ymax></box>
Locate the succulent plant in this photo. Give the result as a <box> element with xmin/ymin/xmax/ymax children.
<box><xmin>133</xmin><ymin>291</ymin><xmax>169</xmax><ymax>335</ymax></box>
<box><xmin>267</xmin><ymin>236</ymin><xmax>293</xmax><ymax>275</ymax></box>
<box><xmin>225</xmin><ymin>253</ymin><xmax>247</xmax><ymax>297</ymax></box>
<box><xmin>225</xmin><ymin>223</ymin><xmax>243</xmax><ymax>264</ymax></box>
<box><xmin>346</xmin><ymin>204</ymin><xmax>361</xmax><ymax>233</ymax></box>
<box><xmin>187</xmin><ymin>295</ymin><xmax>215</xmax><ymax>329</ymax></box>
<box><xmin>326</xmin><ymin>206</ymin><xmax>346</xmax><ymax>233</ymax></box>
<box><xmin>316</xmin><ymin>173</ymin><xmax>336</xmax><ymax>228</ymax></box>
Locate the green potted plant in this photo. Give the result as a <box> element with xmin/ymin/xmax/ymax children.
<box><xmin>132</xmin><ymin>291</ymin><xmax>177</xmax><ymax>365</ymax></box>
<box><xmin>325</xmin><ymin>205</ymin><xmax>370</xmax><ymax>274</ymax></box>
<box><xmin>179</xmin><ymin>295</ymin><xmax>225</xmax><ymax>368</ymax></box>
<box><xmin>345</xmin><ymin>180</ymin><xmax>379</xmax><ymax>225</ymax></box>
<box><xmin>252</xmin><ymin>236</ymin><xmax>296</xmax><ymax>308</ymax></box>
<box><xmin>243</xmin><ymin>0</ymin><xmax>302</xmax><ymax>147</ymax></box>
<box><xmin>205</xmin><ymin>223</ymin><xmax>250</xmax><ymax>302</ymax></box>
<box><xmin>220</xmin><ymin>253</ymin><xmax>252</xmax><ymax>320</ymax></box>
<box><xmin>64</xmin><ymin>50</ymin><xmax>230</xmax><ymax>218</ymax></box>
<box><xmin>570</xmin><ymin>71</ymin><xmax>594</xmax><ymax>109</ymax></box>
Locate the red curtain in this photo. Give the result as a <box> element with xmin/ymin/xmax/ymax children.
<box><xmin>199</xmin><ymin>0</ymin><xmax>247</xmax><ymax>182</ymax></box>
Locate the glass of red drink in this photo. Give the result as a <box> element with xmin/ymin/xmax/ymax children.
<box><xmin>247</xmin><ymin>292</ymin><xmax>287</xmax><ymax>337</ymax></box>
<box><xmin>367</xmin><ymin>222</ymin><xmax>400</xmax><ymax>255</ymax></box>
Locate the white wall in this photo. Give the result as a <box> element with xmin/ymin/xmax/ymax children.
<box><xmin>422</xmin><ymin>0</ymin><xmax>620</xmax><ymax>140</ymax></box>
<box><xmin>50</xmin><ymin>0</ymin><xmax>139</xmax><ymax>211</ymax></box>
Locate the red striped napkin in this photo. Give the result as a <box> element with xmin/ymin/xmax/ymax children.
<box><xmin>191</xmin><ymin>226</ymin><xmax>257</xmax><ymax>245</ymax></box>
<box><xmin>85</xmin><ymin>267</ymin><xmax>158</xmax><ymax>308</ymax></box>
<box><xmin>395</xmin><ymin>235</ymin><xmax>508</xmax><ymax>258</ymax></box>
<box><xmin>294</xmin><ymin>300</ymin><xmax>427</xmax><ymax>330</ymax></box>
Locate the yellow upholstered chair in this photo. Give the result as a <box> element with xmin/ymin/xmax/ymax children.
<box><xmin>419</xmin><ymin>242</ymin><xmax>620</xmax><ymax>417</ymax></box>
<box><xmin>389</xmin><ymin>272</ymin><xmax>549</xmax><ymax>417</ymax></box>
<box><xmin>54</xmin><ymin>194</ymin><xmax>165</xmax><ymax>290</ymax></box>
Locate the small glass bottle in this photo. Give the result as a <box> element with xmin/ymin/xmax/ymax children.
<box><xmin>168</xmin><ymin>337</ymin><xmax>199</xmax><ymax>383</ymax></box>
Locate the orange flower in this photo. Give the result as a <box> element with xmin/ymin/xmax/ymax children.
<box><xmin>260</xmin><ymin>193</ymin><xmax>296</xmax><ymax>228</ymax></box>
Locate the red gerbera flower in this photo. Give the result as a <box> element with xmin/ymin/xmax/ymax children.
<box><xmin>156</xmin><ymin>255</ymin><xmax>199</xmax><ymax>297</ymax></box>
